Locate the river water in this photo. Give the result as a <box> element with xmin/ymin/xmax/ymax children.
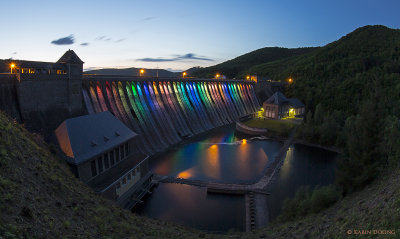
<box><xmin>134</xmin><ymin>125</ymin><xmax>337</xmax><ymax>232</ymax></box>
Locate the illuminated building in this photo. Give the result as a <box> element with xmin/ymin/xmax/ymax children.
<box><xmin>262</xmin><ymin>91</ymin><xmax>304</xmax><ymax>119</ymax></box>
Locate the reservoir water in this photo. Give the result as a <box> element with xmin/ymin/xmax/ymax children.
<box><xmin>134</xmin><ymin>125</ymin><xmax>337</xmax><ymax>232</ymax></box>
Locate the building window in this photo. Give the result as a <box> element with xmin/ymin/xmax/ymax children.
<box><xmin>56</xmin><ymin>70</ymin><xmax>62</xmax><ymax>75</ymax></box>
<box><xmin>120</xmin><ymin>145</ymin><xmax>124</xmax><ymax>159</ymax></box>
<box><xmin>98</xmin><ymin>156</ymin><xmax>103</xmax><ymax>173</ymax></box>
<box><xmin>132</xmin><ymin>170</ymin><xmax>136</xmax><ymax>176</ymax></box>
<box><xmin>91</xmin><ymin>160</ymin><xmax>97</xmax><ymax>177</ymax></box>
<box><xmin>127</xmin><ymin>174</ymin><xmax>131</xmax><ymax>180</ymax></box>
<box><xmin>122</xmin><ymin>177</ymin><xmax>126</xmax><ymax>185</ymax></box>
<box><xmin>116</xmin><ymin>182</ymin><xmax>121</xmax><ymax>189</ymax></box>
<box><xmin>116</xmin><ymin>148</ymin><xmax>120</xmax><ymax>162</ymax></box>
<box><xmin>110</xmin><ymin>150</ymin><xmax>115</xmax><ymax>165</ymax></box>
<box><xmin>104</xmin><ymin>153</ymin><xmax>109</xmax><ymax>169</ymax></box>
<box><xmin>125</xmin><ymin>143</ymin><xmax>129</xmax><ymax>156</ymax></box>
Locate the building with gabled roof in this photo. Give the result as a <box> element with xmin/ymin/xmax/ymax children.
<box><xmin>0</xmin><ymin>50</ymin><xmax>85</xmax><ymax>133</ymax></box>
<box><xmin>55</xmin><ymin>111</ymin><xmax>152</xmax><ymax>208</ymax></box>
<box><xmin>262</xmin><ymin>91</ymin><xmax>305</xmax><ymax>119</ymax></box>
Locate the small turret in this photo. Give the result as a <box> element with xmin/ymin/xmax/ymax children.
<box><xmin>57</xmin><ymin>49</ymin><xmax>84</xmax><ymax>64</ymax></box>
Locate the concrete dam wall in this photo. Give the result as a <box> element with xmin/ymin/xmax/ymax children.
<box><xmin>0</xmin><ymin>74</ymin><xmax>21</xmax><ymax>122</ymax></box>
<box><xmin>82</xmin><ymin>76</ymin><xmax>259</xmax><ymax>155</ymax></box>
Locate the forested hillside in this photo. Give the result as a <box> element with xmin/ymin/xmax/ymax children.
<box><xmin>262</xmin><ymin>25</ymin><xmax>400</xmax><ymax>194</ymax></box>
<box><xmin>191</xmin><ymin>47</ymin><xmax>317</xmax><ymax>78</ymax></box>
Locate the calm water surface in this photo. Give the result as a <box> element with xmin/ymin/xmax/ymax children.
<box><xmin>135</xmin><ymin>125</ymin><xmax>337</xmax><ymax>232</ymax></box>
<box><xmin>151</xmin><ymin>125</ymin><xmax>283</xmax><ymax>184</ymax></box>
<box><xmin>136</xmin><ymin>183</ymin><xmax>245</xmax><ymax>232</ymax></box>
<box><xmin>267</xmin><ymin>144</ymin><xmax>337</xmax><ymax>220</ymax></box>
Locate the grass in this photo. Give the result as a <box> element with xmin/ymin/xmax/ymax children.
<box><xmin>242</xmin><ymin>118</ymin><xmax>297</xmax><ymax>136</ymax></box>
<box><xmin>0</xmin><ymin>111</ymin><xmax>209</xmax><ymax>239</ymax></box>
<box><xmin>1</xmin><ymin>109</ymin><xmax>400</xmax><ymax>238</ymax></box>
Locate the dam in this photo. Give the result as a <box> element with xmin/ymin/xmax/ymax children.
<box><xmin>81</xmin><ymin>75</ymin><xmax>259</xmax><ymax>155</ymax></box>
<box><xmin>0</xmin><ymin>50</ymin><xmax>259</xmax><ymax>152</ymax></box>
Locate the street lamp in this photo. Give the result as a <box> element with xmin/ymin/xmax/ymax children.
<box><xmin>288</xmin><ymin>78</ymin><xmax>293</xmax><ymax>84</ymax></box>
<box><xmin>246</xmin><ymin>75</ymin><xmax>250</xmax><ymax>80</ymax></box>
<box><xmin>140</xmin><ymin>69</ymin><xmax>145</xmax><ymax>76</ymax></box>
<box><xmin>182</xmin><ymin>72</ymin><xmax>187</xmax><ymax>78</ymax></box>
<box><xmin>10</xmin><ymin>63</ymin><xmax>15</xmax><ymax>73</ymax></box>
<box><xmin>216</xmin><ymin>74</ymin><xmax>220</xmax><ymax>79</ymax></box>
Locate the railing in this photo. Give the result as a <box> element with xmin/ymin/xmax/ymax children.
<box><xmin>100</xmin><ymin>155</ymin><xmax>149</xmax><ymax>193</ymax></box>
<box><xmin>82</xmin><ymin>74</ymin><xmax>254</xmax><ymax>84</ymax></box>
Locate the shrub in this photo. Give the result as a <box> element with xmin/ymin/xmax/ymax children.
<box><xmin>278</xmin><ymin>185</ymin><xmax>340</xmax><ymax>222</ymax></box>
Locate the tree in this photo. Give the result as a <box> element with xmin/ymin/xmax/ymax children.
<box><xmin>381</xmin><ymin>115</ymin><xmax>400</xmax><ymax>167</ymax></box>
<box><xmin>337</xmin><ymin>99</ymin><xmax>382</xmax><ymax>194</ymax></box>
<box><xmin>313</xmin><ymin>104</ymin><xmax>324</xmax><ymax>125</ymax></box>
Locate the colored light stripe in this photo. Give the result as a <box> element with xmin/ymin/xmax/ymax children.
<box><xmin>96</xmin><ymin>82</ymin><xmax>109</xmax><ymax>112</ymax></box>
<box><xmin>105</xmin><ymin>81</ymin><xmax>123</xmax><ymax>119</ymax></box>
<box><xmin>88</xmin><ymin>84</ymin><xmax>101</xmax><ymax>113</ymax></box>
<box><xmin>135</xmin><ymin>83</ymin><xmax>168</xmax><ymax>148</ymax></box>
<box><xmin>111</xmin><ymin>81</ymin><xmax>131</xmax><ymax>126</ymax></box>
<box><xmin>117</xmin><ymin>82</ymin><xmax>153</xmax><ymax>154</ymax></box>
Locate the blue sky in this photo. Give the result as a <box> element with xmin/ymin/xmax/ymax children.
<box><xmin>1</xmin><ymin>0</ymin><xmax>399</xmax><ymax>71</ymax></box>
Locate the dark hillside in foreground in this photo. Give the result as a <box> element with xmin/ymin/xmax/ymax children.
<box><xmin>0</xmin><ymin>110</ymin><xmax>399</xmax><ymax>238</ymax></box>
<box><xmin>191</xmin><ymin>47</ymin><xmax>318</xmax><ymax>78</ymax></box>
<box><xmin>0</xmin><ymin>111</ymin><xmax>206</xmax><ymax>239</ymax></box>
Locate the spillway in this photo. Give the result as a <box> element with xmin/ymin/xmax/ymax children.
<box><xmin>83</xmin><ymin>76</ymin><xmax>259</xmax><ymax>155</ymax></box>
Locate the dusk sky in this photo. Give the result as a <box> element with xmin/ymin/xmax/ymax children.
<box><xmin>1</xmin><ymin>0</ymin><xmax>399</xmax><ymax>71</ymax></box>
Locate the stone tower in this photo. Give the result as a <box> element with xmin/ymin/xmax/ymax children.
<box><xmin>57</xmin><ymin>49</ymin><xmax>84</xmax><ymax>113</ymax></box>
<box><xmin>14</xmin><ymin>50</ymin><xmax>84</xmax><ymax>132</ymax></box>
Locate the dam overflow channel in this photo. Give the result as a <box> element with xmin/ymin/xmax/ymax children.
<box><xmin>82</xmin><ymin>75</ymin><xmax>259</xmax><ymax>155</ymax></box>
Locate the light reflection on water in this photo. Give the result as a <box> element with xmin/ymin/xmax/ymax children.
<box><xmin>149</xmin><ymin>125</ymin><xmax>283</xmax><ymax>184</ymax></box>
<box><xmin>136</xmin><ymin>126</ymin><xmax>337</xmax><ymax>232</ymax></box>
<box><xmin>151</xmin><ymin>135</ymin><xmax>283</xmax><ymax>184</ymax></box>
<box><xmin>267</xmin><ymin>144</ymin><xmax>337</xmax><ymax>220</ymax></box>
<box><xmin>135</xmin><ymin>183</ymin><xmax>245</xmax><ymax>232</ymax></box>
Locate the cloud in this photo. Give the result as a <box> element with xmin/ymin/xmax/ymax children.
<box><xmin>80</xmin><ymin>42</ymin><xmax>89</xmax><ymax>46</ymax></box>
<box><xmin>96</xmin><ymin>36</ymin><xmax>125</xmax><ymax>43</ymax></box>
<box><xmin>96</xmin><ymin>36</ymin><xmax>106</xmax><ymax>41</ymax></box>
<box><xmin>137</xmin><ymin>53</ymin><xmax>214</xmax><ymax>62</ymax></box>
<box><xmin>141</xmin><ymin>17</ymin><xmax>155</xmax><ymax>22</ymax></box>
<box><xmin>115</xmin><ymin>38</ymin><xmax>125</xmax><ymax>43</ymax></box>
<box><xmin>51</xmin><ymin>35</ymin><xmax>74</xmax><ymax>45</ymax></box>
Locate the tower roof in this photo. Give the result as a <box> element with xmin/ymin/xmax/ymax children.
<box><xmin>264</xmin><ymin>91</ymin><xmax>288</xmax><ymax>105</ymax></box>
<box><xmin>57</xmin><ymin>49</ymin><xmax>84</xmax><ymax>64</ymax></box>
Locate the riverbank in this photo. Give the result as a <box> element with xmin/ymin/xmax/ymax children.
<box><xmin>293</xmin><ymin>139</ymin><xmax>341</xmax><ymax>153</ymax></box>
<box><xmin>240</xmin><ymin>118</ymin><xmax>340</xmax><ymax>154</ymax></box>
<box><xmin>241</xmin><ymin>118</ymin><xmax>297</xmax><ymax>137</ymax></box>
